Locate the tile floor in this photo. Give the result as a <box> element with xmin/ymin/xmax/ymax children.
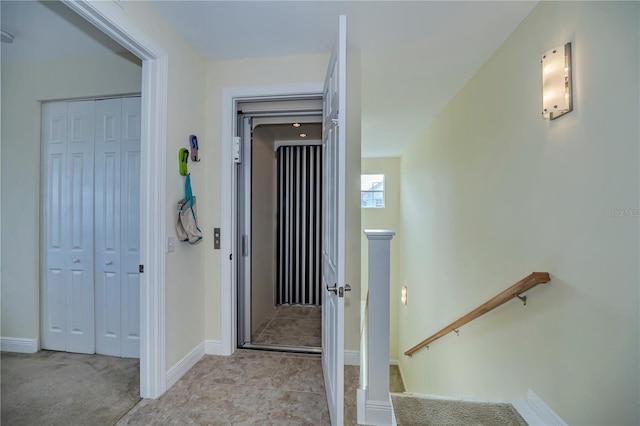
<box><xmin>119</xmin><ymin>349</ymin><xmax>360</xmax><ymax>425</ymax></box>
<box><xmin>252</xmin><ymin>304</ymin><xmax>322</xmax><ymax>348</ymax></box>
<box><xmin>119</xmin><ymin>349</ymin><xmax>405</xmax><ymax>425</ymax></box>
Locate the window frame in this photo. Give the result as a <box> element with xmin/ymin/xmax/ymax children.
<box><xmin>361</xmin><ymin>174</ymin><xmax>385</xmax><ymax>209</ymax></box>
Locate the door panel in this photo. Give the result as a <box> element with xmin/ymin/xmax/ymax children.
<box><xmin>65</xmin><ymin>100</ymin><xmax>95</xmax><ymax>354</ymax></box>
<box><xmin>42</xmin><ymin>100</ymin><xmax>68</xmax><ymax>351</ymax></box>
<box><xmin>95</xmin><ymin>98</ymin><xmax>123</xmax><ymax>357</ymax></box>
<box><xmin>322</xmin><ymin>15</ymin><xmax>347</xmax><ymax>426</ymax></box>
<box><xmin>120</xmin><ymin>97</ymin><xmax>141</xmax><ymax>358</ymax></box>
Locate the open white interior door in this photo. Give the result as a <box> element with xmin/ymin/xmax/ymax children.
<box><xmin>322</xmin><ymin>15</ymin><xmax>347</xmax><ymax>426</ymax></box>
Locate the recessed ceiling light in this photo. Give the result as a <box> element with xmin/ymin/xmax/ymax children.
<box><xmin>292</xmin><ymin>123</ymin><xmax>301</xmax><ymax>128</ymax></box>
<box><xmin>299</xmin><ymin>133</ymin><xmax>307</xmax><ymax>138</ymax></box>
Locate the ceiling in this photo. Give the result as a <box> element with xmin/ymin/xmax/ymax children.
<box><xmin>257</xmin><ymin>123</ymin><xmax>323</xmax><ymax>143</ymax></box>
<box><xmin>1</xmin><ymin>1</ymin><xmax>537</xmax><ymax>157</ymax></box>
<box><xmin>0</xmin><ymin>1</ymin><xmax>125</xmax><ymax>63</ymax></box>
<box><xmin>152</xmin><ymin>1</ymin><xmax>536</xmax><ymax>157</ymax></box>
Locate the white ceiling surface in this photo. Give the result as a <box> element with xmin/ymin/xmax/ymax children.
<box><xmin>0</xmin><ymin>1</ymin><xmax>125</xmax><ymax>64</ymax></box>
<box><xmin>153</xmin><ymin>1</ymin><xmax>537</xmax><ymax>157</ymax></box>
<box><xmin>1</xmin><ymin>1</ymin><xmax>537</xmax><ymax>157</ymax></box>
<box><xmin>258</xmin><ymin>123</ymin><xmax>323</xmax><ymax>143</ymax></box>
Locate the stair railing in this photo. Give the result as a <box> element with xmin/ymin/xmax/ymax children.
<box><xmin>405</xmin><ymin>272</ymin><xmax>551</xmax><ymax>357</ymax></box>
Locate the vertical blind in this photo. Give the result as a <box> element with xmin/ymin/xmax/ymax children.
<box><xmin>276</xmin><ymin>145</ymin><xmax>323</xmax><ymax>305</ymax></box>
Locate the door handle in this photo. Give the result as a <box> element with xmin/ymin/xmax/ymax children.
<box><xmin>72</xmin><ymin>259</ymin><xmax>80</xmax><ymax>263</ymax></box>
<box><xmin>326</xmin><ymin>284</ymin><xmax>337</xmax><ymax>294</ymax></box>
<box><xmin>105</xmin><ymin>261</ymin><xmax>113</xmax><ymax>265</ymax></box>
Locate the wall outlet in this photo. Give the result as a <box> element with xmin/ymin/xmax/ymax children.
<box><xmin>167</xmin><ymin>236</ymin><xmax>175</xmax><ymax>253</ymax></box>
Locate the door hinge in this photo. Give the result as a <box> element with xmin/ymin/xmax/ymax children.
<box><xmin>233</xmin><ymin>137</ymin><xmax>241</xmax><ymax>163</ymax></box>
<box><xmin>139</xmin><ymin>264</ymin><xmax>144</xmax><ymax>273</ymax></box>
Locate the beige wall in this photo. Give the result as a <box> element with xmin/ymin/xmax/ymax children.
<box><xmin>204</xmin><ymin>52</ymin><xmax>362</xmax><ymax>351</ymax></box>
<box><xmin>398</xmin><ymin>2</ymin><xmax>639</xmax><ymax>424</ymax></box>
<box><xmin>361</xmin><ymin>158</ymin><xmax>401</xmax><ymax>359</ymax></box>
<box><xmin>1</xmin><ymin>53</ymin><xmax>142</xmax><ymax>340</ymax></box>
<box><xmin>251</xmin><ymin>126</ymin><xmax>277</xmax><ymax>333</ymax></box>
<box><xmin>1</xmin><ymin>0</ymin><xmax>209</xmax><ymax>371</ymax></box>
<box><xmin>79</xmin><ymin>2</ymin><xmax>208</xmax><ymax>370</ymax></box>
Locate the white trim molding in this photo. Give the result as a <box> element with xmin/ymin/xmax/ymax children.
<box><xmin>1</xmin><ymin>337</ymin><xmax>38</xmax><ymax>353</ymax></box>
<box><xmin>345</xmin><ymin>349</ymin><xmax>360</xmax><ymax>366</ymax></box>
<box><xmin>62</xmin><ymin>0</ymin><xmax>168</xmax><ymax>399</ymax></box>
<box><xmin>205</xmin><ymin>340</ymin><xmax>225</xmax><ymax>355</ymax></box>
<box><xmin>356</xmin><ymin>389</ymin><xmax>394</xmax><ymax>426</ymax></box>
<box><xmin>165</xmin><ymin>342</ymin><xmax>205</xmax><ymax>391</ymax></box>
<box><xmin>220</xmin><ymin>83</ymin><xmax>324</xmax><ymax>356</ymax></box>
<box><xmin>510</xmin><ymin>389</ymin><xmax>566</xmax><ymax>426</ymax></box>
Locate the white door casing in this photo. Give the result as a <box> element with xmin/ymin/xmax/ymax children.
<box><xmin>221</xmin><ymin>83</ymin><xmax>324</xmax><ymax>356</ymax></box>
<box><xmin>57</xmin><ymin>0</ymin><xmax>167</xmax><ymax>397</ymax></box>
<box><xmin>322</xmin><ymin>15</ymin><xmax>347</xmax><ymax>426</ymax></box>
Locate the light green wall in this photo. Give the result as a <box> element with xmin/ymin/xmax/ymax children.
<box><xmin>1</xmin><ymin>0</ymin><xmax>209</xmax><ymax>372</ymax></box>
<box><xmin>103</xmin><ymin>1</ymin><xmax>208</xmax><ymax>371</ymax></box>
<box><xmin>1</xmin><ymin>53</ymin><xmax>142</xmax><ymax>341</ymax></box>
<box><xmin>204</xmin><ymin>52</ymin><xmax>362</xmax><ymax>351</ymax></box>
<box><xmin>398</xmin><ymin>2</ymin><xmax>639</xmax><ymax>424</ymax></box>
<box><xmin>361</xmin><ymin>157</ymin><xmax>401</xmax><ymax>359</ymax></box>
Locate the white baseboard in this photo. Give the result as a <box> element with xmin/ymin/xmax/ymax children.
<box><xmin>510</xmin><ymin>389</ymin><xmax>566</xmax><ymax>426</ymax></box>
<box><xmin>401</xmin><ymin>391</ymin><xmax>505</xmax><ymax>403</ymax></box>
<box><xmin>1</xmin><ymin>337</ymin><xmax>38</xmax><ymax>353</ymax></box>
<box><xmin>165</xmin><ymin>341</ymin><xmax>205</xmax><ymax>390</ymax></box>
<box><xmin>345</xmin><ymin>349</ymin><xmax>359</xmax><ymax>366</ymax></box>
<box><xmin>204</xmin><ymin>339</ymin><xmax>224</xmax><ymax>355</ymax></box>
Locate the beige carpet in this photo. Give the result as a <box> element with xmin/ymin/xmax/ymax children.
<box><xmin>1</xmin><ymin>350</ymin><xmax>140</xmax><ymax>426</ymax></box>
<box><xmin>391</xmin><ymin>394</ymin><xmax>527</xmax><ymax>426</ymax></box>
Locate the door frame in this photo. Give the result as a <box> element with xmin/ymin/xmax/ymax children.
<box><xmin>62</xmin><ymin>0</ymin><xmax>168</xmax><ymax>399</ymax></box>
<box><xmin>220</xmin><ymin>83</ymin><xmax>323</xmax><ymax>355</ymax></box>
<box><xmin>235</xmin><ymin>111</ymin><xmax>323</xmax><ymax>353</ymax></box>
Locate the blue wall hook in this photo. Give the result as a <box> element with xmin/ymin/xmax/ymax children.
<box><xmin>190</xmin><ymin>135</ymin><xmax>200</xmax><ymax>162</ymax></box>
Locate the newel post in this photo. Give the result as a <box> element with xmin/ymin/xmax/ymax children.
<box><xmin>358</xmin><ymin>229</ymin><xmax>395</xmax><ymax>425</ymax></box>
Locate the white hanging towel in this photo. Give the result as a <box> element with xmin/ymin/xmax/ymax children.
<box><xmin>176</xmin><ymin>173</ymin><xmax>203</xmax><ymax>244</ymax></box>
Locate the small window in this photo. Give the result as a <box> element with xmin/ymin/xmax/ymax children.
<box><xmin>361</xmin><ymin>174</ymin><xmax>385</xmax><ymax>208</ymax></box>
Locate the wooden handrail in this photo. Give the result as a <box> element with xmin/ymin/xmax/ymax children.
<box><xmin>404</xmin><ymin>272</ymin><xmax>551</xmax><ymax>356</ymax></box>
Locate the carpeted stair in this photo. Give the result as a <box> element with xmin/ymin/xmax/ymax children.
<box><xmin>389</xmin><ymin>366</ymin><xmax>527</xmax><ymax>425</ymax></box>
<box><xmin>391</xmin><ymin>393</ymin><xmax>528</xmax><ymax>426</ymax></box>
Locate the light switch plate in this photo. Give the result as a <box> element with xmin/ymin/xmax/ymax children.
<box><xmin>167</xmin><ymin>236</ymin><xmax>175</xmax><ymax>253</ymax></box>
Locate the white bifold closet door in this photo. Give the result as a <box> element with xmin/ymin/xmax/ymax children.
<box><xmin>42</xmin><ymin>97</ymin><xmax>141</xmax><ymax>358</ymax></box>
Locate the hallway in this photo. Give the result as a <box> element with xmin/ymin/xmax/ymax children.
<box><xmin>119</xmin><ymin>349</ymin><xmax>359</xmax><ymax>425</ymax></box>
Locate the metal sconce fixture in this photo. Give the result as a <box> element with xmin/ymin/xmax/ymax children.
<box><xmin>401</xmin><ymin>286</ymin><xmax>408</xmax><ymax>305</ymax></box>
<box><xmin>541</xmin><ymin>43</ymin><xmax>572</xmax><ymax>120</ymax></box>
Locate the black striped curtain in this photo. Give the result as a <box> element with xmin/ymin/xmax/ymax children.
<box><xmin>276</xmin><ymin>145</ymin><xmax>323</xmax><ymax>305</ymax></box>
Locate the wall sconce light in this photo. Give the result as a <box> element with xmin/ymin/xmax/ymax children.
<box><xmin>541</xmin><ymin>42</ymin><xmax>572</xmax><ymax>120</ymax></box>
<box><xmin>401</xmin><ymin>286</ymin><xmax>408</xmax><ymax>305</ymax></box>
